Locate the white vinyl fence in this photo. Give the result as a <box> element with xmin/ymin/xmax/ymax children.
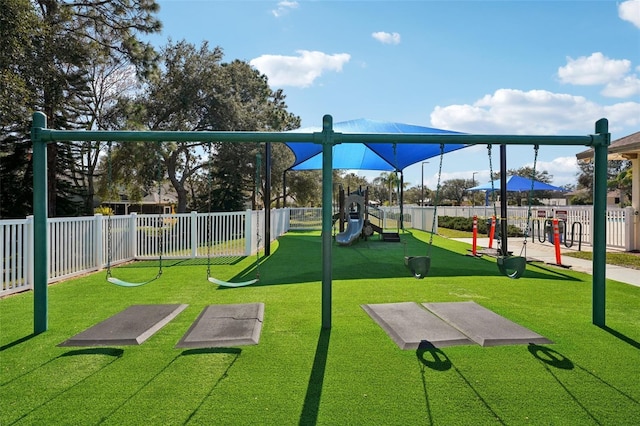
<box><xmin>404</xmin><ymin>205</ymin><xmax>635</xmax><ymax>250</ymax></box>
<box><xmin>1</xmin><ymin>205</ymin><xmax>634</xmax><ymax>297</ymax></box>
<box><xmin>1</xmin><ymin>209</ymin><xmax>288</xmax><ymax>297</ymax></box>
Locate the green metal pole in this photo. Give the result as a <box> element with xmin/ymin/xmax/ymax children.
<box><xmin>31</xmin><ymin>112</ymin><xmax>48</xmax><ymax>334</ymax></box>
<box><xmin>592</xmin><ymin>118</ymin><xmax>610</xmax><ymax>326</ymax></box>
<box><xmin>321</xmin><ymin>115</ymin><xmax>334</xmax><ymax>329</ymax></box>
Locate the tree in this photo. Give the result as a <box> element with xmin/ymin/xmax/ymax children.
<box><xmin>574</xmin><ymin>159</ymin><xmax>630</xmax><ymax>205</ymax></box>
<box><xmin>1</xmin><ymin>0</ymin><xmax>41</xmax><ymax>218</ymax></box>
<box><xmin>1</xmin><ymin>0</ymin><xmax>161</xmax><ymax>217</ymax></box>
<box><xmin>441</xmin><ymin>178</ymin><xmax>469</xmax><ymax>205</ymax></box>
<box><xmin>373</xmin><ymin>172</ymin><xmax>400</xmax><ymax>206</ymax></box>
<box><xmin>113</xmin><ymin>41</ymin><xmax>300</xmax><ymax>212</ymax></box>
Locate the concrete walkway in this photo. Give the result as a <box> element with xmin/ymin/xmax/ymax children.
<box><xmin>454</xmin><ymin>237</ymin><xmax>640</xmax><ymax>288</ymax></box>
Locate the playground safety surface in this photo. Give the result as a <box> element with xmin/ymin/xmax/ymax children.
<box><xmin>59</xmin><ymin>304</ymin><xmax>188</xmax><ymax>347</ymax></box>
<box><xmin>362</xmin><ymin>301</ymin><xmax>552</xmax><ymax>349</ymax></box>
<box><xmin>58</xmin><ymin>303</ymin><xmax>264</xmax><ymax>348</ymax></box>
<box><xmin>176</xmin><ymin>303</ymin><xmax>264</xmax><ymax>348</ymax></box>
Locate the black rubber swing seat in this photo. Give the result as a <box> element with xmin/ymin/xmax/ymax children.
<box><xmin>496</xmin><ymin>256</ymin><xmax>527</xmax><ymax>279</ymax></box>
<box><xmin>405</xmin><ymin>256</ymin><xmax>431</xmax><ymax>279</ymax></box>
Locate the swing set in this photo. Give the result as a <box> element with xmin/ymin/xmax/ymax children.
<box><xmin>30</xmin><ymin>112</ymin><xmax>611</xmax><ymax>333</ymax></box>
<box><xmin>205</xmin><ymin>143</ymin><xmax>261</xmax><ymax>287</ymax></box>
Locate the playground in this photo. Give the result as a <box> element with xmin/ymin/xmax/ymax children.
<box><xmin>3</xmin><ymin>112</ymin><xmax>639</xmax><ymax>424</ymax></box>
<box><xmin>2</xmin><ymin>229</ymin><xmax>640</xmax><ymax>424</ymax></box>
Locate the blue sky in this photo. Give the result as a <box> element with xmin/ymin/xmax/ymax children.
<box><xmin>146</xmin><ymin>0</ymin><xmax>640</xmax><ymax>189</ymax></box>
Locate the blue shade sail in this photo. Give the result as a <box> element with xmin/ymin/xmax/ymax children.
<box><xmin>467</xmin><ymin>175</ymin><xmax>567</xmax><ymax>192</ymax></box>
<box><xmin>286</xmin><ymin>118</ymin><xmax>468</xmax><ymax>171</ymax></box>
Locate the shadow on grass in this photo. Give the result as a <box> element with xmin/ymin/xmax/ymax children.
<box><xmin>107</xmin><ymin>231</ymin><xmax>585</xmax><ymax>287</ymax></box>
<box><xmin>98</xmin><ymin>348</ymin><xmax>241</xmax><ymax>425</ymax></box>
<box><xmin>416</xmin><ymin>342</ymin><xmax>451</xmax><ymax>425</ymax></box>
<box><xmin>225</xmin><ymin>232</ymin><xmax>583</xmax><ymax>286</ymax></box>
<box><xmin>7</xmin><ymin>348</ymin><xmax>123</xmax><ymax>424</ymax></box>
<box><xmin>416</xmin><ymin>341</ymin><xmax>505</xmax><ymax>425</ymax></box>
<box><xmin>598</xmin><ymin>325</ymin><xmax>640</xmax><ymax>351</ymax></box>
<box><xmin>1</xmin><ymin>347</ymin><xmax>123</xmax><ymax>388</ymax></box>
<box><xmin>114</xmin><ymin>256</ymin><xmax>245</xmax><ymax>268</ymax></box>
<box><xmin>182</xmin><ymin>348</ymin><xmax>242</xmax><ymax>424</ymax></box>
<box><xmin>300</xmin><ymin>328</ymin><xmax>330</xmax><ymax>425</ymax></box>
<box><xmin>529</xmin><ymin>343</ymin><xmax>640</xmax><ymax>410</ymax></box>
<box><xmin>0</xmin><ymin>333</ymin><xmax>37</xmax><ymax>352</ymax></box>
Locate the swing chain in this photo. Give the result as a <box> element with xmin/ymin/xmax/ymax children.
<box><xmin>520</xmin><ymin>145</ymin><xmax>539</xmax><ymax>255</ymax></box>
<box><xmin>106</xmin><ymin>141</ymin><xmax>113</xmax><ymax>278</ymax></box>
<box><xmin>427</xmin><ymin>144</ymin><xmax>445</xmax><ymax>255</ymax></box>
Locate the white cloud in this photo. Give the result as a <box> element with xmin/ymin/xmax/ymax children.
<box><xmin>602</xmin><ymin>74</ymin><xmax>640</xmax><ymax>98</ymax></box>
<box><xmin>619</xmin><ymin>0</ymin><xmax>640</xmax><ymax>28</ymax></box>
<box><xmin>533</xmin><ymin>157</ymin><xmax>579</xmax><ymax>187</ymax></box>
<box><xmin>558</xmin><ymin>52</ymin><xmax>631</xmax><ymax>85</ymax></box>
<box><xmin>430</xmin><ymin>88</ymin><xmax>640</xmax><ymax>135</ymax></box>
<box><xmin>250</xmin><ymin>50</ymin><xmax>351</xmax><ymax>88</ymax></box>
<box><xmin>371</xmin><ymin>31</ymin><xmax>401</xmax><ymax>45</ymax></box>
<box><xmin>272</xmin><ymin>1</ymin><xmax>299</xmax><ymax>18</ymax></box>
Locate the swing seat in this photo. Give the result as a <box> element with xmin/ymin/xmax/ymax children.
<box><xmin>107</xmin><ymin>277</ymin><xmax>155</xmax><ymax>287</ymax></box>
<box><xmin>405</xmin><ymin>256</ymin><xmax>431</xmax><ymax>279</ymax></box>
<box><xmin>208</xmin><ymin>276</ymin><xmax>258</xmax><ymax>288</ymax></box>
<box><xmin>496</xmin><ymin>256</ymin><xmax>527</xmax><ymax>279</ymax></box>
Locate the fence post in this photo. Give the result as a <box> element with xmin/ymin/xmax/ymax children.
<box><xmin>245</xmin><ymin>209</ymin><xmax>253</xmax><ymax>256</ymax></box>
<box><xmin>25</xmin><ymin>216</ymin><xmax>34</xmax><ymax>289</ymax></box>
<box><xmin>129</xmin><ymin>213</ymin><xmax>137</xmax><ymax>259</ymax></box>
<box><xmin>191</xmin><ymin>211</ymin><xmax>198</xmax><ymax>258</ymax></box>
<box><xmin>624</xmin><ymin>206</ymin><xmax>634</xmax><ymax>251</ymax></box>
<box><xmin>95</xmin><ymin>214</ymin><xmax>103</xmax><ymax>271</ymax></box>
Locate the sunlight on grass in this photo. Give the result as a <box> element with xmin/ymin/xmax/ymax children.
<box><xmin>563</xmin><ymin>250</ymin><xmax>640</xmax><ymax>270</ymax></box>
<box><xmin>1</xmin><ymin>230</ymin><xmax>639</xmax><ymax>424</ymax></box>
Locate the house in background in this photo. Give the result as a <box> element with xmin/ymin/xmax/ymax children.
<box><xmin>100</xmin><ymin>182</ymin><xmax>178</xmax><ymax>215</ymax></box>
<box><xmin>576</xmin><ymin>131</ymin><xmax>640</xmax><ymax>250</ymax></box>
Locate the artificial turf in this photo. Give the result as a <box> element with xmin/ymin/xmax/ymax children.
<box><xmin>1</xmin><ymin>230</ymin><xmax>639</xmax><ymax>425</ymax></box>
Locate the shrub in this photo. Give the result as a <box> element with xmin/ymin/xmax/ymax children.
<box><xmin>438</xmin><ymin>216</ymin><xmax>523</xmax><ymax>237</ymax></box>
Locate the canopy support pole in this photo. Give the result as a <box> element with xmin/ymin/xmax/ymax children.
<box><xmin>500</xmin><ymin>144</ymin><xmax>508</xmax><ymax>256</ymax></box>
<box><xmin>265</xmin><ymin>142</ymin><xmax>272</xmax><ymax>256</ymax></box>
<box><xmin>592</xmin><ymin>119</ymin><xmax>610</xmax><ymax>327</ymax></box>
<box><xmin>321</xmin><ymin>115</ymin><xmax>334</xmax><ymax>329</ymax></box>
<box><xmin>32</xmin><ymin>112</ymin><xmax>48</xmax><ymax>334</ymax></box>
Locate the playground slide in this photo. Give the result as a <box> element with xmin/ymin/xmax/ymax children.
<box><xmin>335</xmin><ymin>217</ymin><xmax>364</xmax><ymax>245</ymax></box>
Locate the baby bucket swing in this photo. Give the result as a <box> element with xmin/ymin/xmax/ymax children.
<box><xmin>404</xmin><ymin>143</ymin><xmax>445</xmax><ymax>279</ymax></box>
<box><xmin>206</xmin><ymin>144</ymin><xmax>261</xmax><ymax>287</ymax></box>
<box><xmin>104</xmin><ymin>141</ymin><xmax>164</xmax><ymax>287</ymax></box>
<box><xmin>487</xmin><ymin>144</ymin><xmax>538</xmax><ymax>279</ymax></box>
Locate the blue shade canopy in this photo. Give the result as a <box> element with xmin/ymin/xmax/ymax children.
<box><xmin>468</xmin><ymin>175</ymin><xmax>567</xmax><ymax>192</ymax></box>
<box><xmin>286</xmin><ymin>118</ymin><xmax>468</xmax><ymax>171</ymax></box>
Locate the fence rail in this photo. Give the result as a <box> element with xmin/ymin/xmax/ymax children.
<box><xmin>1</xmin><ymin>205</ymin><xmax>633</xmax><ymax>297</ymax></box>
<box><xmin>1</xmin><ymin>209</ymin><xmax>286</xmax><ymax>297</ymax></box>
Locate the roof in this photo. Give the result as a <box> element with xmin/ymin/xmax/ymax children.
<box><xmin>576</xmin><ymin>131</ymin><xmax>640</xmax><ymax>161</ymax></box>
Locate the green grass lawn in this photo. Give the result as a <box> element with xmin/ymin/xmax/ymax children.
<box><xmin>2</xmin><ymin>230</ymin><xmax>639</xmax><ymax>425</ymax></box>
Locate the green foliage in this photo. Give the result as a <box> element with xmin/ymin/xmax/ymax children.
<box><xmin>93</xmin><ymin>206</ymin><xmax>113</xmax><ymax>215</ymax></box>
<box><xmin>438</xmin><ymin>215</ymin><xmax>523</xmax><ymax>237</ymax></box>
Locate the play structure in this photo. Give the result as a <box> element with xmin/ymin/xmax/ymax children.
<box><xmin>335</xmin><ymin>191</ymin><xmax>366</xmax><ymax>245</ymax></box>
<box><xmin>30</xmin><ymin>112</ymin><xmax>612</xmax><ymax>332</ymax></box>
<box><xmin>333</xmin><ymin>185</ymin><xmax>400</xmax><ymax>245</ymax></box>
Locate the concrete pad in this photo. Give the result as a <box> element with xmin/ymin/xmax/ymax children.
<box><xmin>59</xmin><ymin>304</ymin><xmax>188</xmax><ymax>347</ymax></box>
<box><xmin>176</xmin><ymin>303</ymin><xmax>264</xmax><ymax>348</ymax></box>
<box><xmin>422</xmin><ymin>301</ymin><xmax>553</xmax><ymax>347</ymax></box>
<box><xmin>361</xmin><ymin>302</ymin><xmax>475</xmax><ymax>350</ymax></box>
